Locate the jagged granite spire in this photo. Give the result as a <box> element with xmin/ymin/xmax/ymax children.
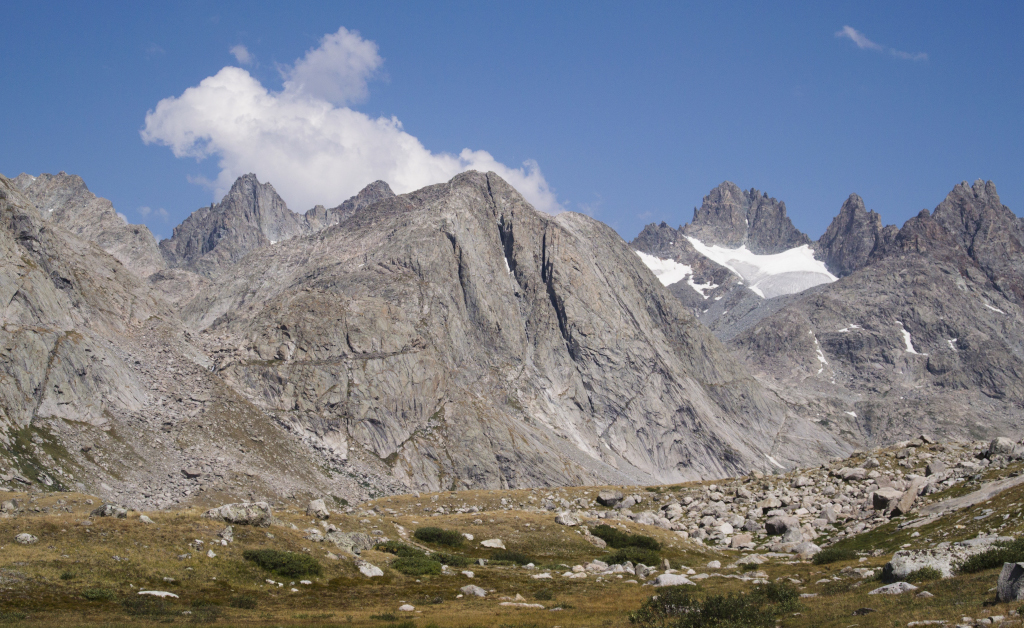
<box><xmin>682</xmin><ymin>182</ymin><xmax>811</xmax><ymax>254</ymax></box>
<box><xmin>816</xmin><ymin>194</ymin><xmax>897</xmax><ymax>277</ymax></box>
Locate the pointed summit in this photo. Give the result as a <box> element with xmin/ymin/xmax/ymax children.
<box><xmin>682</xmin><ymin>182</ymin><xmax>810</xmax><ymax>254</ymax></box>
<box><xmin>816</xmin><ymin>193</ymin><xmax>897</xmax><ymax>277</ymax></box>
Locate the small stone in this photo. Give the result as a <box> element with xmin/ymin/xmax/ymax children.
<box><xmin>138</xmin><ymin>591</ymin><xmax>178</xmax><ymax>598</ymax></box>
<box><xmin>398</xmin><ymin>604</ymin><xmax>415</xmax><ymax>612</ymax></box>
<box><xmin>139</xmin><ymin>515</ymin><xmax>154</xmax><ymax>524</ymax></box>
<box><xmin>207</xmin><ymin>549</ymin><xmax>216</xmax><ymax>558</ymax></box>
<box><xmin>706</xmin><ymin>560</ymin><xmax>721</xmax><ymax>569</ymax></box>
<box><xmin>480</xmin><ymin>539</ymin><xmax>505</xmax><ymax>549</ymax></box>
<box><xmin>358</xmin><ymin>562</ymin><xmax>384</xmax><ymax>578</ymax></box>
<box><xmin>916</xmin><ymin>591</ymin><xmax>934</xmax><ymax>598</ymax></box>
<box><xmin>462</xmin><ymin>570</ymin><xmax>474</xmax><ymax>578</ymax></box>
<box><xmin>15</xmin><ymin>533</ymin><xmax>38</xmax><ymax>545</ymax></box>
<box><xmin>554</xmin><ymin>511</ymin><xmax>578</xmax><ymax>526</ymax></box>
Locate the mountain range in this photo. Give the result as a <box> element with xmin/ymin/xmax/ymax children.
<box><xmin>0</xmin><ymin>169</ymin><xmax>1020</xmax><ymax>509</ymax></box>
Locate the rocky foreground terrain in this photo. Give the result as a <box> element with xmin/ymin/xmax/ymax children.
<box><xmin>2</xmin><ymin>434</ymin><xmax>1024</xmax><ymax>626</ymax></box>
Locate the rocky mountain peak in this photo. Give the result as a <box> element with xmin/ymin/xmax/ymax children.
<box><xmin>12</xmin><ymin>171</ymin><xmax>165</xmax><ymax>278</ymax></box>
<box><xmin>683</xmin><ymin>181</ymin><xmax>811</xmax><ymax>254</ymax></box>
<box><xmin>816</xmin><ymin>193</ymin><xmax>897</xmax><ymax>277</ymax></box>
<box><xmin>931</xmin><ymin>179</ymin><xmax>1024</xmax><ymax>303</ymax></box>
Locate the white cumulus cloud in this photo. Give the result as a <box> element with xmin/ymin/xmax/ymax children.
<box><xmin>230</xmin><ymin>44</ymin><xmax>253</xmax><ymax>66</ymax></box>
<box><xmin>141</xmin><ymin>27</ymin><xmax>560</xmax><ymax>213</ymax></box>
<box><xmin>835</xmin><ymin>25</ymin><xmax>927</xmax><ymax>61</ymax></box>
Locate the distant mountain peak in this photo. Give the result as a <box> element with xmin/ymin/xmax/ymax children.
<box><xmin>683</xmin><ymin>181</ymin><xmax>811</xmax><ymax>254</ymax></box>
<box><xmin>816</xmin><ymin>193</ymin><xmax>896</xmax><ymax>277</ymax></box>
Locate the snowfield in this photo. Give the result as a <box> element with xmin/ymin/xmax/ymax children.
<box><xmin>635</xmin><ymin>251</ymin><xmax>718</xmax><ymax>298</ymax></box>
<box><xmin>685</xmin><ymin>237</ymin><xmax>836</xmax><ymax>299</ymax></box>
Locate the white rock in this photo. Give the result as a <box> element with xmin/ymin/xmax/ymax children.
<box><xmin>463</xmin><ymin>533</ymin><xmax>474</xmax><ymax>541</ymax></box>
<box><xmin>707</xmin><ymin>560</ymin><xmax>721</xmax><ymax>569</ymax></box>
<box><xmin>300</xmin><ymin>580</ymin><xmax>312</xmax><ymax>585</ymax></box>
<box><xmin>461</xmin><ymin>570</ymin><xmax>474</xmax><ymax>578</ymax></box>
<box><xmin>869</xmin><ymin>582</ymin><xmax>919</xmax><ymax>595</ymax></box>
<box><xmin>648</xmin><ymin>574</ymin><xmax>696</xmax><ymax>587</ymax></box>
<box><xmin>14</xmin><ymin>533</ymin><xmax>38</xmax><ymax>545</ymax></box>
<box><xmin>500</xmin><ymin>602</ymin><xmax>545</xmax><ymax>608</ymax></box>
<box><xmin>139</xmin><ymin>515</ymin><xmax>154</xmax><ymax>524</ymax></box>
<box><xmin>555</xmin><ymin>511</ymin><xmax>579</xmax><ymax>526</ymax></box>
<box><xmin>997</xmin><ymin>562</ymin><xmax>1024</xmax><ymax>602</ymax></box>
<box><xmin>358</xmin><ymin>562</ymin><xmax>384</xmax><ymax>578</ymax></box>
<box><xmin>532</xmin><ymin>573</ymin><xmax>553</xmax><ymax>579</ymax></box>
<box><xmin>398</xmin><ymin>604</ymin><xmax>415</xmax><ymax>612</ymax></box>
<box><xmin>207</xmin><ymin>549</ymin><xmax>216</xmax><ymax>558</ymax></box>
<box><xmin>139</xmin><ymin>591</ymin><xmax>178</xmax><ymax>598</ymax></box>
<box><xmin>460</xmin><ymin>584</ymin><xmax>487</xmax><ymax>597</ymax></box>
<box><xmin>480</xmin><ymin>538</ymin><xmax>506</xmax><ymax>549</ymax></box>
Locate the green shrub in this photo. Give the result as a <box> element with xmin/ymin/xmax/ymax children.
<box><xmin>59</xmin><ymin>571</ymin><xmax>75</xmax><ymax>581</ymax></box>
<box><xmin>391</xmin><ymin>556</ymin><xmax>442</xmax><ymax>576</ymax></box>
<box><xmin>189</xmin><ymin>600</ymin><xmax>222</xmax><ymax>624</ymax></box>
<box><xmin>490</xmin><ymin>549</ymin><xmax>531</xmax><ymax>565</ymax></box>
<box><xmin>590</xmin><ymin>524</ymin><xmax>661</xmax><ymax>551</ymax></box>
<box><xmin>958</xmin><ymin>538</ymin><xmax>1024</xmax><ymax>574</ymax></box>
<box><xmin>0</xmin><ymin>611</ymin><xmax>28</xmax><ymax>624</ymax></box>
<box><xmin>812</xmin><ymin>546</ymin><xmax>857</xmax><ymax>565</ymax></box>
<box><xmin>242</xmin><ymin>549</ymin><xmax>322</xmax><ymax>578</ymax></box>
<box><xmin>628</xmin><ymin>582</ymin><xmax>798</xmax><ymax>628</ymax></box>
<box><xmin>370</xmin><ymin>613</ymin><xmax>398</xmax><ymax>621</ymax></box>
<box><xmin>433</xmin><ymin>551</ymin><xmax>471</xmax><ymax>567</ymax></box>
<box><xmin>905</xmin><ymin>566</ymin><xmax>943</xmax><ymax>582</ymax></box>
<box><xmin>229</xmin><ymin>594</ymin><xmax>258</xmax><ymax>609</ymax></box>
<box><xmin>375</xmin><ymin>541</ymin><xmax>427</xmax><ymax>558</ymax></box>
<box><xmin>606</xmin><ymin>546</ymin><xmax>661</xmax><ymax>567</ymax></box>
<box><xmin>534</xmin><ymin>588</ymin><xmax>553</xmax><ymax>601</ymax></box>
<box><xmin>414</xmin><ymin>526</ymin><xmax>464</xmax><ymax>547</ymax></box>
<box><xmin>82</xmin><ymin>588</ymin><xmax>114</xmax><ymax>601</ymax></box>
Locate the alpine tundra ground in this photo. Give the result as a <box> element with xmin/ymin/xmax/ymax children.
<box><xmin>2</xmin><ymin>438</ymin><xmax>1024</xmax><ymax>628</ymax></box>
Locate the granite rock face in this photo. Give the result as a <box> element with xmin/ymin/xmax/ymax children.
<box><xmin>184</xmin><ymin>171</ymin><xmax>846</xmax><ymax>489</ymax></box>
<box><xmin>816</xmin><ymin>194</ymin><xmax>898</xmax><ymax>277</ymax></box>
<box><xmin>12</xmin><ymin>172</ymin><xmax>165</xmax><ymax>278</ymax></box>
<box><xmin>682</xmin><ymin>182</ymin><xmax>811</xmax><ymax>254</ymax></box>
<box><xmin>159</xmin><ymin>174</ymin><xmax>308</xmax><ymax>275</ymax></box>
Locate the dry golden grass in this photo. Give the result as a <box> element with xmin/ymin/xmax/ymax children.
<box><xmin>1</xmin><ymin>479</ymin><xmax>1022</xmax><ymax>628</ymax></box>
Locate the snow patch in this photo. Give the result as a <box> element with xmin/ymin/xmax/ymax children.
<box><xmin>635</xmin><ymin>251</ymin><xmax>717</xmax><ymax>298</ymax></box>
<box><xmin>895</xmin><ymin>320</ymin><xmax>925</xmax><ymax>355</ymax></box>
<box><xmin>837</xmin><ymin>324</ymin><xmax>861</xmax><ymax>333</ymax></box>
<box><xmin>983</xmin><ymin>303</ymin><xmax>1006</xmax><ymax>314</ymax></box>
<box><xmin>947</xmin><ymin>338</ymin><xmax>958</xmax><ymax>351</ymax></box>
<box><xmin>765</xmin><ymin>454</ymin><xmax>785</xmax><ymax>469</ymax></box>
<box><xmin>504</xmin><ymin>256</ymin><xmax>511</xmax><ymax>274</ymax></box>
<box><xmin>845</xmin><ymin>411</ymin><xmax>857</xmax><ymax>418</ymax></box>
<box><xmin>685</xmin><ymin>238</ymin><xmax>836</xmax><ymax>299</ymax></box>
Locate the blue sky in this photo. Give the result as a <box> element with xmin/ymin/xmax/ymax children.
<box><xmin>2</xmin><ymin>1</ymin><xmax>1021</xmax><ymax>242</ymax></box>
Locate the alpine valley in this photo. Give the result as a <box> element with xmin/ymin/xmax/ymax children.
<box><xmin>1</xmin><ymin>170</ymin><xmax>1022</xmax><ymax>510</ymax></box>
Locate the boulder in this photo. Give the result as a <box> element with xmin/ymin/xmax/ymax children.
<box><xmin>765</xmin><ymin>515</ymin><xmax>799</xmax><ymax>536</ymax></box>
<box><xmin>649</xmin><ymin>573</ymin><xmax>696</xmax><ymax>587</ymax></box>
<box><xmin>398</xmin><ymin>604</ymin><xmax>415</xmax><ymax>612</ymax></box>
<box><xmin>139</xmin><ymin>515</ymin><xmax>155</xmax><ymax>524</ymax></box>
<box><xmin>869</xmin><ymin>582</ymin><xmax>918</xmax><ymax>595</ymax></box>
<box><xmin>555</xmin><ymin>511</ymin><xmax>579</xmax><ymax>526</ymax></box>
<box><xmin>181</xmin><ymin>468</ymin><xmax>202</xmax><ymax>479</ymax></box>
<box><xmin>872</xmin><ymin>488</ymin><xmax>903</xmax><ymax>511</ymax></box>
<box><xmin>596</xmin><ymin>490</ymin><xmax>624</xmax><ymax>507</ymax></box>
<box><xmin>90</xmin><ymin>504</ymin><xmax>128</xmax><ymax>518</ymax></box>
<box><xmin>326</xmin><ymin>531</ymin><xmax>373</xmax><ymax>554</ymax></box>
<box><xmin>307</xmin><ymin>499</ymin><xmax>330</xmax><ymax>520</ymax></box>
<box><xmin>925</xmin><ymin>460</ymin><xmax>946</xmax><ymax>476</ymax></box>
<box><xmin>583</xmin><ymin>533</ymin><xmax>607</xmax><ymax>548</ymax></box>
<box><xmin>891</xmin><ymin>477</ymin><xmax>929</xmax><ymax>517</ymax></box>
<box><xmin>731</xmin><ymin>534</ymin><xmax>753</xmax><ymax>548</ymax></box>
<box><xmin>839</xmin><ymin>467</ymin><xmax>867</xmax><ymax>481</ymax></box>
<box><xmin>989</xmin><ymin>437</ymin><xmax>1016</xmax><ymax>457</ymax></box>
<box><xmin>201</xmin><ymin>502</ymin><xmax>271</xmax><ymax>527</ymax></box>
<box><xmin>14</xmin><ymin>533</ymin><xmax>37</xmax><ymax>544</ymax></box>
<box><xmin>480</xmin><ymin>539</ymin><xmax>506</xmax><ymax>549</ymax></box>
<box><xmin>358</xmin><ymin>562</ymin><xmax>383</xmax><ymax>577</ymax></box>
<box><xmin>460</xmin><ymin>584</ymin><xmax>487</xmax><ymax>597</ymax></box>
<box><xmin>757</xmin><ymin>496</ymin><xmax>782</xmax><ymax>513</ymax></box>
<box><xmin>304</xmin><ymin>528</ymin><xmax>325</xmax><ymax>542</ymax></box>
<box><xmin>997</xmin><ymin>563</ymin><xmax>1024</xmax><ymax>602</ymax></box>
<box><xmin>793</xmin><ymin>542</ymin><xmax>821</xmax><ymax>560</ymax></box>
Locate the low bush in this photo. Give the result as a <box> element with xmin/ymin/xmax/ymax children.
<box><xmin>59</xmin><ymin>571</ymin><xmax>75</xmax><ymax>581</ymax></box>
<box><xmin>433</xmin><ymin>551</ymin><xmax>471</xmax><ymax>567</ymax></box>
<box><xmin>242</xmin><ymin>549</ymin><xmax>322</xmax><ymax>578</ymax></box>
<box><xmin>905</xmin><ymin>566</ymin><xmax>943</xmax><ymax>582</ymax></box>
<box><xmin>591</xmin><ymin>524</ymin><xmax>661</xmax><ymax>551</ymax></box>
<box><xmin>606</xmin><ymin>546</ymin><xmax>661</xmax><ymax>568</ymax></box>
<box><xmin>82</xmin><ymin>588</ymin><xmax>114</xmax><ymax>601</ymax></box>
<box><xmin>958</xmin><ymin>538</ymin><xmax>1024</xmax><ymax>574</ymax></box>
<box><xmin>391</xmin><ymin>556</ymin><xmax>442</xmax><ymax>576</ymax></box>
<box><xmin>0</xmin><ymin>611</ymin><xmax>28</xmax><ymax>624</ymax></box>
<box><xmin>628</xmin><ymin>582</ymin><xmax>798</xmax><ymax>628</ymax></box>
<box><xmin>189</xmin><ymin>599</ymin><xmax>222</xmax><ymax>624</ymax></box>
<box><xmin>490</xmin><ymin>549</ymin><xmax>532</xmax><ymax>565</ymax></box>
<box><xmin>229</xmin><ymin>594</ymin><xmax>258</xmax><ymax>609</ymax></box>
<box><xmin>812</xmin><ymin>546</ymin><xmax>857</xmax><ymax>565</ymax></box>
<box><xmin>414</xmin><ymin>526</ymin><xmax>464</xmax><ymax>547</ymax></box>
<box><xmin>375</xmin><ymin>541</ymin><xmax>427</xmax><ymax>558</ymax></box>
